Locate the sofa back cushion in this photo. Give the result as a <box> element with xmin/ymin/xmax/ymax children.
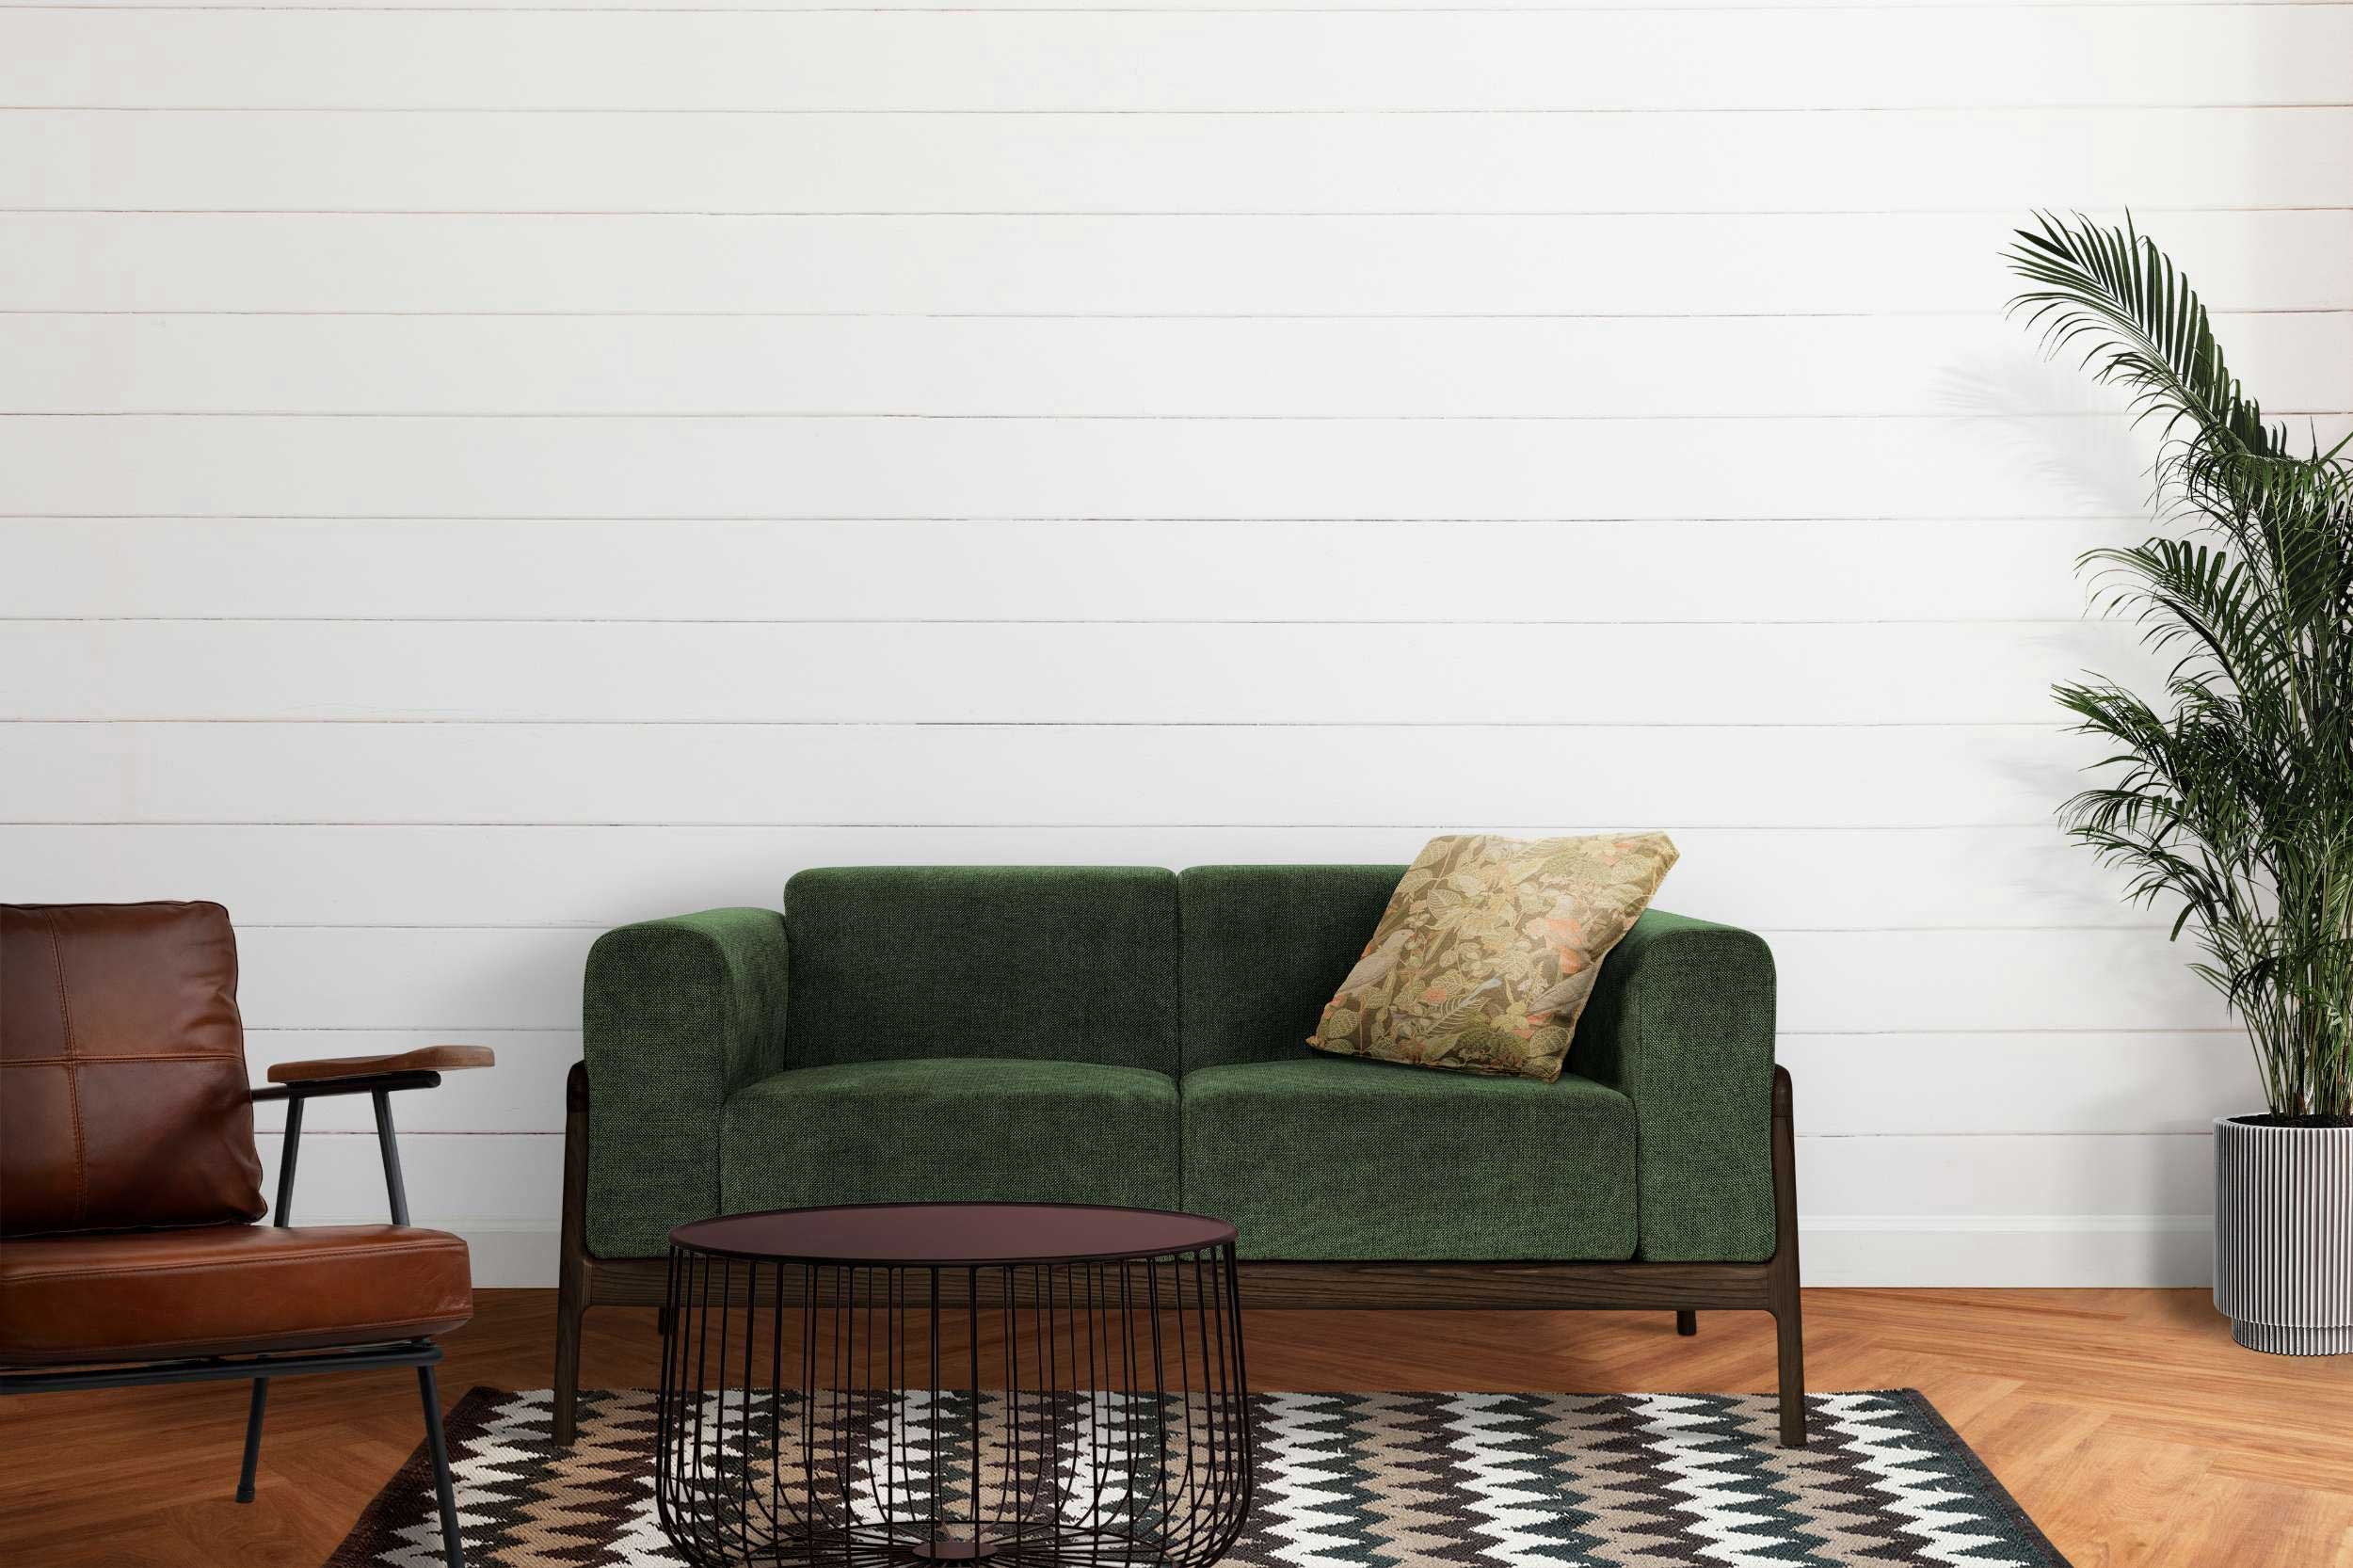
<box><xmin>0</xmin><ymin>901</ymin><xmax>266</xmax><ymax>1237</ymax></box>
<box><xmin>1178</xmin><ymin>865</ymin><xmax>1405</xmax><ymax>1072</ymax></box>
<box><xmin>782</xmin><ymin>867</ymin><xmax>1180</xmax><ymax>1074</ymax></box>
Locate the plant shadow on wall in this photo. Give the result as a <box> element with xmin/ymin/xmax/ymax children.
<box><xmin>2009</xmin><ymin>213</ymin><xmax>2353</xmax><ymax>1355</ymax></box>
<box><xmin>1931</xmin><ymin>331</ymin><xmax>2152</xmax><ymax>522</ymax></box>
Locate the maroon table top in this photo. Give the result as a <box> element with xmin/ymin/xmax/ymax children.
<box><xmin>671</xmin><ymin>1202</ymin><xmax>1237</xmax><ymax>1265</ymax></box>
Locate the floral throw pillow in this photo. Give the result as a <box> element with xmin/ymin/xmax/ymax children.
<box><xmin>1307</xmin><ymin>833</ymin><xmax>1679</xmax><ymax>1082</ymax></box>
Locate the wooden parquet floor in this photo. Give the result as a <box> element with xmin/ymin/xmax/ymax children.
<box><xmin>2</xmin><ymin>1288</ymin><xmax>2347</xmax><ymax>1567</ymax></box>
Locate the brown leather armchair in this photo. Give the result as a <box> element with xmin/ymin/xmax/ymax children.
<box><xmin>0</xmin><ymin>902</ymin><xmax>492</xmax><ymax>1566</ymax></box>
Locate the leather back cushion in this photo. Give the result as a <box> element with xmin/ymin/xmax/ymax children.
<box><xmin>782</xmin><ymin>867</ymin><xmax>1179</xmax><ymax>1074</ymax></box>
<box><xmin>0</xmin><ymin>902</ymin><xmax>265</xmax><ymax>1236</ymax></box>
<box><xmin>1177</xmin><ymin>865</ymin><xmax>1406</xmax><ymax>1072</ymax></box>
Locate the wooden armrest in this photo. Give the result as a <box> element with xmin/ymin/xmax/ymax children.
<box><xmin>266</xmin><ymin>1045</ymin><xmax>496</xmax><ymax>1084</ymax></box>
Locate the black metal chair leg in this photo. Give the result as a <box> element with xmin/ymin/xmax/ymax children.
<box><xmin>374</xmin><ymin>1090</ymin><xmax>412</xmax><ymax>1227</ymax></box>
<box><xmin>1675</xmin><ymin>1310</ymin><xmax>1698</xmax><ymax>1337</ymax></box>
<box><xmin>244</xmin><ymin>1077</ymin><xmax>297</xmax><ymax>1502</ymax></box>
<box><xmin>416</xmin><ymin>1365</ymin><xmax>466</xmax><ymax>1567</ymax></box>
<box><xmin>273</xmin><ymin>1096</ymin><xmax>304</xmax><ymax>1225</ymax></box>
<box><xmin>234</xmin><ymin>1378</ymin><xmax>269</xmax><ymax>1501</ymax></box>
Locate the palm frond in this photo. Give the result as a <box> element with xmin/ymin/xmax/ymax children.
<box><xmin>2009</xmin><ymin>215</ymin><xmax>2353</xmax><ymax>1117</ymax></box>
<box><xmin>2004</xmin><ymin>211</ymin><xmax>2281</xmax><ymax>461</ymax></box>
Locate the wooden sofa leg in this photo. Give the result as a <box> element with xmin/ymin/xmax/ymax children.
<box><xmin>1772</xmin><ymin>1298</ymin><xmax>1806</xmax><ymax>1448</ymax></box>
<box><xmin>1769</xmin><ymin>1064</ymin><xmax>1806</xmax><ymax>1447</ymax></box>
<box><xmin>553</xmin><ymin>1285</ymin><xmax>586</xmax><ymax>1448</ymax></box>
<box><xmin>554</xmin><ymin>1062</ymin><xmax>591</xmax><ymax>1448</ymax></box>
<box><xmin>1674</xmin><ymin>1310</ymin><xmax>1697</xmax><ymax>1336</ymax></box>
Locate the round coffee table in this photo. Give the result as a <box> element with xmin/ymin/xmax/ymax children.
<box><xmin>654</xmin><ymin>1202</ymin><xmax>1251</xmax><ymax>1568</ymax></box>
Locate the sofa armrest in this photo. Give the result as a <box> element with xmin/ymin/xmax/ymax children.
<box><xmin>1568</xmin><ymin>908</ymin><xmax>1777</xmax><ymax>1263</ymax></box>
<box><xmin>581</xmin><ymin>907</ymin><xmax>789</xmax><ymax>1257</ymax></box>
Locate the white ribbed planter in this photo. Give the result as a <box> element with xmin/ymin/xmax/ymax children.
<box><xmin>2213</xmin><ymin>1116</ymin><xmax>2353</xmax><ymax>1355</ymax></box>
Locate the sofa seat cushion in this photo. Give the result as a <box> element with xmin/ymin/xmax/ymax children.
<box><xmin>721</xmin><ymin>1058</ymin><xmax>1180</xmax><ymax>1215</ymax></box>
<box><xmin>0</xmin><ymin>1224</ymin><xmax>472</xmax><ymax>1366</ymax></box>
<box><xmin>1180</xmin><ymin>1056</ymin><xmax>1637</xmax><ymax>1260</ymax></box>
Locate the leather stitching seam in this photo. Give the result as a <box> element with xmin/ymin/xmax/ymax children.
<box><xmin>4</xmin><ymin>1242</ymin><xmax>464</xmax><ymax>1284</ymax></box>
<box><xmin>6</xmin><ymin>1053</ymin><xmax>248</xmax><ymax>1068</ymax></box>
<box><xmin>41</xmin><ymin>911</ymin><xmax>88</xmax><ymax>1228</ymax></box>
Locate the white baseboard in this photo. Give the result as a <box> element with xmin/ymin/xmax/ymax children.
<box><xmin>445</xmin><ymin>1216</ymin><xmax>2217</xmax><ymax>1291</ymax></box>
<box><xmin>1800</xmin><ymin>1215</ymin><xmax>2213</xmax><ymax>1288</ymax></box>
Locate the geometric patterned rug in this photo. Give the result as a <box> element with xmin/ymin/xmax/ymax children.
<box><xmin>328</xmin><ymin>1387</ymin><xmax>2071</xmax><ymax>1567</ymax></box>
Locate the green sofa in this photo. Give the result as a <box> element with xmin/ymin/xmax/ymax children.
<box><xmin>554</xmin><ymin>865</ymin><xmax>1804</xmax><ymax>1444</ymax></box>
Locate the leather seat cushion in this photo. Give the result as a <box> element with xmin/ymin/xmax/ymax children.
<box><xmin>0</xmin><ymin>1224</ymin><xmax>472</xmax><ymax>1365</ymax></box>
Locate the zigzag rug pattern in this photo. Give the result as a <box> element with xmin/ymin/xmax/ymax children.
<box><xmin>330</xmin><ymin>1387</ymin><xmax>2070</xmax><ymax>1568</ymax></box>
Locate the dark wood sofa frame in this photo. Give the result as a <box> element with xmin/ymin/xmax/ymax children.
<box><xmin>552</xmin><ymin>1062</ymin><xmax>1806</xmax><ymax>1449</ymax></box>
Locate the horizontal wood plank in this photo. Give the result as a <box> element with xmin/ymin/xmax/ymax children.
<box><xmin>0</xmin><ymin>719</ymin><xmax>2109</xmax><ymax>827</ymax></box>
<box><xmin>0</xmin><ymin>823</ymin><xmax>2153</xmax><ymax>932</ymax></box>
<box><xmin>234</xmin><ymin>927</ymin><xmax>600</xmax><ymax>1031</ymax></box>
<box><xmin>11</xmin><ymin>109</ymin><xmax>2343</xmax><ymax>213</ymax></box>
<box><xmin>13</xmin><ymin>10</ymin><xmax>2346</xmax><ymax>112</ymax></box>
<box><xmin>0</xmin><ymin>518</ymin><xmax>2158</xmax><ymax>622</ymax></box>
<box><xmin>8</xmin><ymin>312</ymin><xmax>2345</xmax><ymax>417</ymax></box>
<box><xmin>1796</xmin><ymin>1132</ymin><xmax>2214</xmax><ymax>1221</ymax></box>
<box><xmin>0</xmin><ymin>413</ymin><xmax>2247</xmax><ymax>519</ymax></box>
<box><xmin>5</xmin><ymin>619</ymin><xmax>2168</xmax><ymax>725</ymax></box>
<box><xmin>6</xmin><ymin>212</ymin><xmax>2344</xmax><ymax>315</ymax></box>
<box><xmin>1780</xmin><ymin>1032</ymin><xmax>2258</xmax><ymax>1138</ymax></box>
<box><xmin>252</xmin><ymin>1128</ymin><xmax>562</xmax><ymax>1231</ymax></box>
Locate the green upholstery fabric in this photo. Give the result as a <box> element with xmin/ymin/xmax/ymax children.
<box><xmin>1573</xmin><ymin>910</ymin><xmax>1778</xmax><ymax>1262</ymax></box>
<box><xmin>579</xmin><ymin>869</ymin><xmax>1777</xmax><ymax>1269</ymax></box>
<box><xmin>783</xmin><ymin>867</ymin><xmax>1179</xmax><ymax>1073</ymax></box>
<box><xmin>721</xmin><ymin>1057</ymin><xmax>1179</xmax><ymax>1214</ymax></box>
<box><xmin>1177</xmin><ymin>865</ymin><xmax>1404</xmax><ymax>1071</ymax></box>
<box><xmin>1180</xmin><ymin>1055</ymin><xmax>1637</xmax><ymax>1260</ymax></box>
<box><xmin>583</xmin><ymin>907</ymin><xmax>789</xmax><ymax>1258</ymax></box>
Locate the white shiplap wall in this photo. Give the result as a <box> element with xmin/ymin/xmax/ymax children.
<box><xmin>5</xmin><ymin>0</ymin><xmax>2349</xmax><ymax>1287</ymax></box>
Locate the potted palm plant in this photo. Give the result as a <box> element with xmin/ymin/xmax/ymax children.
<box><xmin>2008</xmin><ymin>213</ymin><xmax>2352</xmax><ymax>1354</ymax></box>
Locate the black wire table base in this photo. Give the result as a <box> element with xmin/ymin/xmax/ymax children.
<box><xmin>655</xmin><ymin>1240</ymin><xmax>1252</xmax><ymax>1568</ymax></box>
